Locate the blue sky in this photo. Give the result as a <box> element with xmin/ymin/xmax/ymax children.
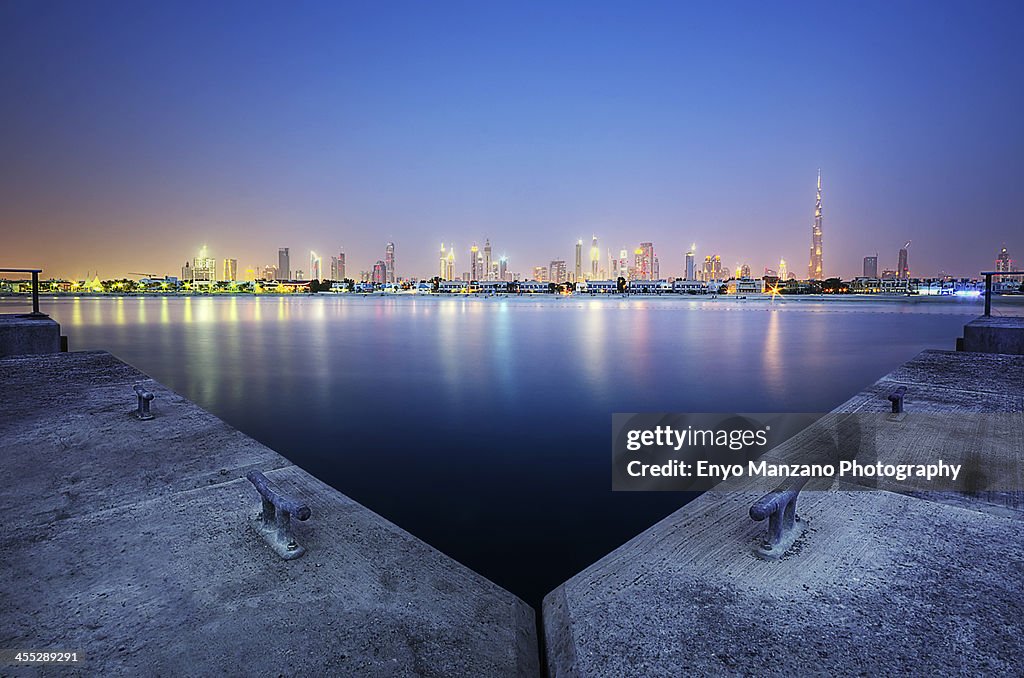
<box><xmin>1</xmin><ymin>0</ymin><xmax>1022</xmax><ymax>278</ymax></box>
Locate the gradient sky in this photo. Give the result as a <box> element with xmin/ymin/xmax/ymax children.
<box><xmin>1</xmin><ymin>0</ymin><xmax>1022</xmax><ymax>280</ymax></box>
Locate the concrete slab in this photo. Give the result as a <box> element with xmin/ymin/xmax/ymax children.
<box><xmin>961</xmin><ymin>315</ymin><xmax>1024</xmax><ymax>355</ymax></box>
<box><xmin>544</xmin><ymin>485</ymin><xmax>1024</xmax><ymax>677</ymax></box>
<box><xmin>0</xmin><ymin>351</ymin><xmax>537</xmax><ymax>677</ymax></box>
<box><xmin>0</xmin><ymin>314</ymin><xmax>60</xmax><ymax>358</ymax></box>
<box><xmin>545</xmin><ymin>348</ymin><xmax>1024</xmax><ymax>675</ymax></box>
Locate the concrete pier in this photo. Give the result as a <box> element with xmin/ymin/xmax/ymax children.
<box><xmin>544</xmin><ymin>349</ymin><xmax>1024</xmax><ymax>676</ymax></box>
<box><xmin>0</xmin><ymin>314</ymin><xmax>61</xmax><ymax>358</ymax></box>
<box><xmin>0</xmin><ymin>351</ymin><xmax>537</xmax><ymax>677</ymax></box>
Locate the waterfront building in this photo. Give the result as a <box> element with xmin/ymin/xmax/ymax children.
<box><xmin>740</xmin><ymin>264</ymin><xmax>751</xmax><ymax>278</ymax></box>
<box><xmin>309</xmin><ymin>251</ymin><xmax>322</xmax><ymax>281</ymax></box>
<box><xmin>181</xmin><ymin>261</ymin><xmax>191</xmax><ymax>281</ymax></box>
<box><xmin>635</xmin><ymin>242</ymin><xmax>654</xmax><ymax>279</ymax></box>
<box><xmin>898</xmin><ymin>242</ymin><xmax>910</xmax><ymax>280</ymax></box>
<box><xmin>808</xmin><ymin>169</ymin><xmax>823</xmax><ymax>280</ymax></box>
<box><xmin>685</xmin><ymin>245</ymin><xmax>696</xmax><ymax>280</ymax></box>
<box><xmin>673</xmin><ymin>279</ymin><xmax>708</xmax><ymax>294</ymax></box>
<box><xmin>533</xmin><ymin>266</ymin><xmax>548</xmax><ymax>282</ymax></box>
<box><xmin>278</xmin><ymin>248</ymin><xmax>291</xmax><ymax>280</ymax></box>
<box><xmin>590</xmin><ymin>236</ymin><xmax>599</xmax><ymax>279</ymax></box>
<box><xmin>727</xmin><ymin>278</ymin><xmax>765</xmax><ymax>295</ymax></box>
<box><xmin>222</xmin><ymin>258</ymin><xmax>237</xmax><ymax>282</ymax></box>
<box><xmin>483</xmin><ymin>239</ymin><xmax>492</xmax><ymax>281</ymax></box>
<box><xmin>628</xmin><ymin>279</ymin><xmax>670</xmax><ymax>294</ymax></box>
<box><xmin>518</xmin><ymin>280</ymin><xmax>550</xmax><ymax>293</ymax></box>
<box><xmin>574</xmin><ymin>240</ymin><xmax>583</xmax><ymax>282</ymax></box>
<box><xmin>438</xmin><ymin>280</ymin><xmax>467</xmax><ymax>293</ymax></box>
<box><xmin>863</xmin><ymin>255</ymin><xmax>878</xmax><ymax>279</ymax></box>
<box><xmin>779</xmin><ymin>258</ymin><xmax>788</xmax><ymax>280</ymax></box>
<box><xmin>584</xmin><ymin>279</ymin><xmax>618</xmax><ymax>293</ymax></box>
<box><xmin>385</xmin><ymin>242</ymin><xmax>395</xmax><ymax>283</ymax></box>
<box><xmin>371</xmin><ymin>260</ymin><xmax>387</xmax><ymax>285</ymax></box>
<box><xmin>499</xmin><ymin>256</ymin><xmax>508</xmax><ymax>282</ymax></box>
<box><xmin>549</xmin><ymin>260</ymin><xmax>567</xmax><ymax>284</ymax></box>
<box><xmin>881</xmin><ymin>268</ymin><xmax>897</xmax><ymax>279</ymax></box>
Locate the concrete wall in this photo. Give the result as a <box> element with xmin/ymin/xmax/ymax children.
<box><xmin>0</xmin><ymin>314</ymin><xmax>61</xmax><ymax>358</ymax></box>
<box><xmin>961</xmin><ymin>316</ymin><xmax>1024</xmax><ymax>355</ymax></box>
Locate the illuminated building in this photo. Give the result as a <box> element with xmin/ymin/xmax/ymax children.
<box><xmin>385</xmin><ymin>242</ymin><xmax>395</xmax><ymax>283</ymax></box>
<box><xmin>337</xmin><ymin>251</ymin><xmax>346</xmax><ymax>280</ymax></box>
<box><xmin>590</xmin><ymin>235</ymin><xmax>599</xmax><ymax>279</ymax></box>
<box><xmin>309</xmin><ymin>251</ymin><xmax>322</xmax><ymax>281</ymax></box>
<box><xmin>702</xmin><ymin>255</ymin><xmax>723</xmax><ymax>281</ymax></box>
<box><xmin>439</xmin><ymin>244</ymin><xmax>448</xmax><ymax>279</ymax></box>
<box><xmin>779</xmin><ymin>258</ymin><xmax>788</xmax><ymax>280</ymax></box>
<box><xmin>222</xmin><ymin>258</ymin><xmax>237</xmax><ymax>282</ymax></box>
<box><xmin>685</xmin><ymin>245</ymin><xmax>696</xmax><ymax>280</ymax></box>
<box><xmin>278</xmin><ymin>247</ymin><xmax>291</xmax><ymax>280</ymax></box>
<box><xmin>549</xmin><ymin>260</ymin><xmax>567</xmax><ymax>284</ymax></box>
<box><xmin>898</xmin><ymin>242</ymin><xmax>910</xmax><ymax>280</ymax></box>
<box><xmin>618</xmin><ymin>250</ymin><xmax>630</xmax><ymax>279</ymax></box>
<box><xmin>740</xmin><ymin>263</ymin><xmax>751</xmax><ymax>278</ymax></box>
<box><xmin>470</xmin><ymin>244</ymin><xmax>481</xmax><ymax>280</ymax></box>
<box><xmin>996</xmin><ymin>246</ymin><xmax>1020</xmax><ymax>281</ymax></box>
<box><xmin>371</xmin><ymin>260</ymin><xmax>387</xmax><ymax>285</ymax></box>
<box><xmin>808</xmin><ymin>169</ymin><xmax>823</xmax><ymax>280</ymax></box>
<box><xmin>499</xmin><ymin>256</ymin><xmax>508</xmax><ymax>282</ymax></box>
<box><xmin>637</xmin><ymin>242</ymin><xmax>654</xmax><ymax>279</ymax></box>
<box><xmin>863</xmin><ymin>255</ymin><xmax>878</xmax><ymax>279</ymax></box>
<box><xmin>533</xmin><ymin>266</ymin><xmax>548</xmax><ymax>282</ymax></box>
<box><xmin>483</xmin><ymin>239</ymin><xmax>492</xmax><ymax>281</ymax></box>
<box><xmin>575</xmin><ymin>239</ymin><xmax>583</xmax><ymax>282</ymax></box>
<box><xmin>191</xmin><ymin>246</ymin><xmax>216</xmax><ymax>282</ymax></box>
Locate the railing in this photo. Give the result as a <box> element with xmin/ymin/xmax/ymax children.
<box><xmin>0</xmin><ymin>268</ymin><xmax>46</xmax><ymax>317</ymax></box>
<box><xmin>981</xmin><ymin>270</ymin><xmax>1023</xmax><ymax>316</ymax></box>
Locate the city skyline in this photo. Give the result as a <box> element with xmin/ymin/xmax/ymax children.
<box><xmin>1</xmin><ymin>2</ymin><xmax>1022</xmax><ymax>279</ymax></box>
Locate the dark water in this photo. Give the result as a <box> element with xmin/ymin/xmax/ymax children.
<box><xmin>1</xmin><ymin>295</ymin><xmax>979</xmax><ymax>605</ymax></box>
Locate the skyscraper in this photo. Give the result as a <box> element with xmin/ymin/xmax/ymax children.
<box><xmin>222</xmin><ymin>258</ymin><xmax>237</xmax><ymax>282</ymax></box>
<box><xmin>863</xmin><ymin>255</ymin><xmax>878</xmax><ymax>278</ymax></box>
<box><xmin>470</xmin><ymin>244</ymin><xmax>480</xmax><ymax>280</ymax></box>
<box><xmin>309</xmin><ymin>251</ymin><xmax>322</xmax><ymax>280</ymax></box>
<box><xmin>685</xmin><ymin>245</ymin><xmax>696</xmax><ymax>280</ymax></box>
<box><xmin>278</xmin><ymin>247</ymin><xmax>291</xmax><ymax>281</ymax></box>
<box><xmin>740</xmin><ymin>263</ymin><xmax>751</xmax><ymax>278</ymax></box>
<box><xmin>446</xmin><ymin>245</ymin><xmax>456</xmax><ymax>281</ymax></box>
<box><xmin>337</xmin><ymin>251</ymin><xmax>346</xmax><ymax>280</ymax></box>
<box><xmin>549</xmin><ymin>260</ymin><xmax>567</xmax><ymax>283</ymax></box>
<box><xmin>590</xmin><ymin>235</ymin><xmax>599</xmax><ymax>279</ymax></box>
<box><xmin>574</xmin><ymin>239</ymin><xmax>583</xmax><ymax>282</ymax></box>
<box><xmin>385</xmin><ymin>242</ymin><xmax>395</xmax><ymax>283</ymax></box>
<box><xmin>498</xmin><ymin>256</ymin><xmax>508</xmax><ymax>282</ymax></box>
<box><xmin>898</xmin><ymin>242</ymin><xmax>910</xmax><ymax>280</ymax></box>
<box><xmin>483</xmin><ymin>239</ymin><xmax>492</xmax><ymax>281</ymax></box>
<box><xmin>779</xmin><ymin>258</ymin><xmax>788</xmax><ymax>280</ymax></box>
<box><xmin>371</xmin><ymin>260</ymin><xmax>387</xmax><ymax>285</ymax></box>
<box><xmin>637</xmin><ymin>242</ymin><xmax>654</xmax><ymax>279</ymax></box>
<box><xmin>808</xmin><ymin>170</ymin><xmax>823</xmax><ymax>280</ymax></box>
<box><xmin>996</xmin><ymin>246</ymin><xmax>1012</xmax><ymax>272</ymax></box>
<box><xmin>702</xmin><ymin>255</ymin><xmax>723</xmax><ymax>281</ymax></box>
<box><xmin>192</xmin><ymin>246</ymin><xmax>216</xmax><ymax>282</ymax></box>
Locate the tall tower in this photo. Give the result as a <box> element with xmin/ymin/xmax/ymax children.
<box><xmin>278</xmin><ymin>247</ymin><xmax>291</xmax><ymax>281</ymax></box>
<box><xmin>469</xmin><ymin>244</ymin><xmax>480</xmax><ymax>280</ymax></box>
<box><xmin>309</xmin><ymin>251</ymin><xmax>322</xmax><ymax>280</ymax></box>
<box><xmin>685</xmin><ymin>245</ymin><xmax>696</xmax><ymax>280</ymax></box>
<box><xmin>898</xmin><ymin>241</ymin><xmax>910</xmax><ymax>280</ymax></box>
<box><xmin>446</xmin><ymin>245</ymin><xmax>456</xmax><ymax>281</ymax></box>
<box><xmin>439</xmin><ymin>244</ymin><xmax>447</xmax><ymax>279</ymax></box>
<box><xmin>574</xmin><ymin>240</ymin><xmax>583</xmax><ymax>282</ymax></box>
<box><xmin>779</xmin><ymin>258</ymin><xmax>788</xmax><ymax>280</ymax></box>
<box><xmin>590</xmin><ymin>235</ymin><xmax>599</xmax><ymax>279</ymax></box>
<box><xmin>483</xmin><ymin>239</ymin><xmax>492</xmax><ymax>281</ymax></box>
<box><xmin>808</xmin><ymin>170</ymin><xmax>823</xmax><ymax>280</ymax></box>
<box><xmin>385</xmin><ymin>242</ymin><xmax>395</xmax><ymax>283</ymax></box>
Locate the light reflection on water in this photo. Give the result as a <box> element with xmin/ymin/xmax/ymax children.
<box><xmin>0</xmin><ymin>295</ymin><xmax>979</xmax><ymax>604</ymax></box>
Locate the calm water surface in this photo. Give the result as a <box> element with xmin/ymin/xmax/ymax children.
<box><xmin>1</xmin><ymin>295</ymin><xmax>987</xmax><ymax>604</ymax></box>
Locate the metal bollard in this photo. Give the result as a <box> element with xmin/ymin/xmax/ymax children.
<box><xmin>750</xmin><ymin>477</ymin><xmax>809</xmax><ymax>559</ymax></box>
<box><xmin>888</xmin><ymin>386</ymin><xmax>907</xmax><ymax>415</ymax></box>
<box><xmin>133</xmin><ymin>384</ymin><xmax>154</xmax><ymax>420</ymax></box>
<box><xmin>246</xmin><ymin>470</ymin><xmax>311</xmax><ymax>560</ymax></box>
